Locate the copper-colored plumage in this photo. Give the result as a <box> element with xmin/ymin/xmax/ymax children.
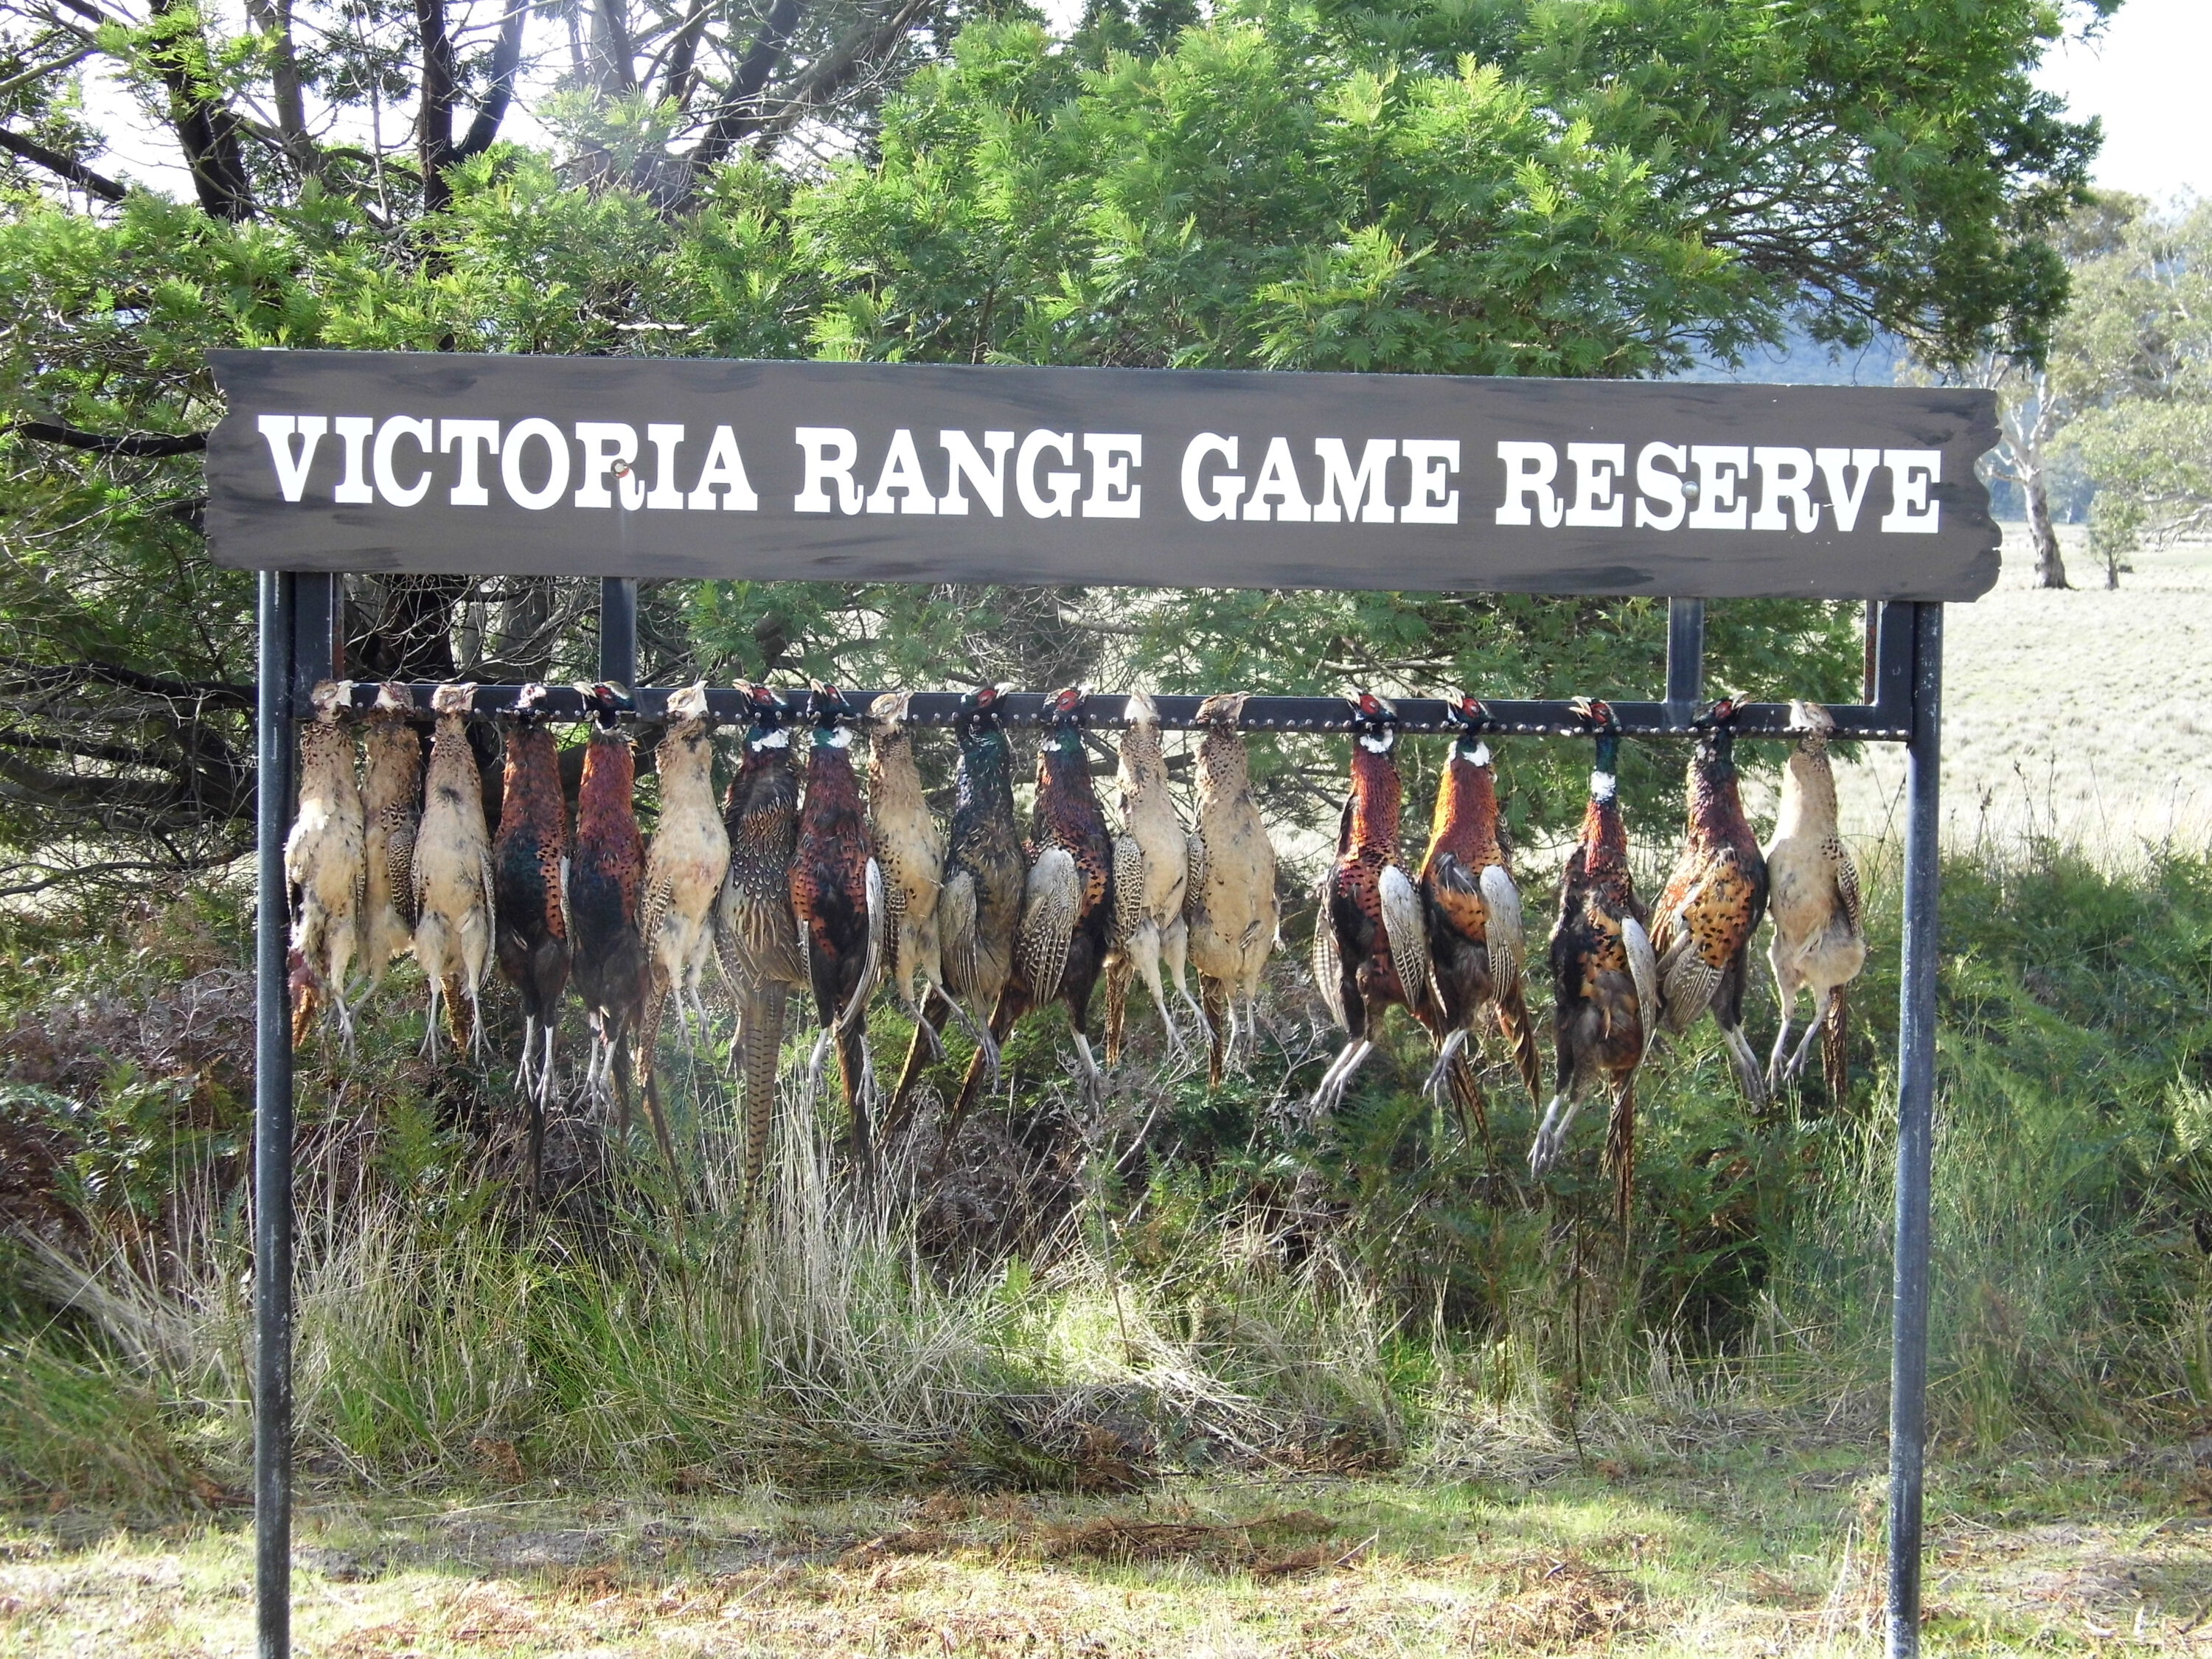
<box><xmin>1417</xmin><ymin>698</ymin><xmax>1541</xmax><ymax>1150</ymax></box>
<box><xmin>788</xmin><ymin>687</ymin><xmax>885</xmax><ymax>1180</ymax></box>
<box><xmin>1532</xmin><ymin>699</ymin><xmax>1660</xmax><ymax>1225</ymax></box>
<box><xmin>493</xmin><ymin>683</ymin><xmax>570</xmax><ymax>1189</ymax></box>
<box><xmin>1308</xmin><ymin>693</ymin><xmax>1433</xmax><ymax>1119</ymax></box>
<box><xmin>566</xmin><ymin>684</ymin><xmax>647</xmax><ymax>1124</ymax></box>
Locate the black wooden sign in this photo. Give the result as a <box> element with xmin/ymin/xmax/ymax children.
<box><xmin>205</xmin><ymin>350</ymin><xmax>1999</xmax><ymax>600</ymax></box>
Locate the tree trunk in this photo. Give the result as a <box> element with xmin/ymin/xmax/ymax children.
<box><xmin>2023</xmin><ymin>465</ymin><xmax>2068</xmax><ymax>589</ymax></box>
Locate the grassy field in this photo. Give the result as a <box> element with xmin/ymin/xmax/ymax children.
<box><xmin>8</xmin><ymin>1444</ymin><xmax>2212</xmax><ymax>1656</ymax></box>
<box><xmin>1841</xmin><ymin>527</ymin><xmax>2212</xmax><ymax>859</ymax></box>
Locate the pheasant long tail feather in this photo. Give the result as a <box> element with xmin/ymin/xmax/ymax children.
<box><xmin>1103</xmin><ymin>954</ymin><xmax>1133</xmax><ymax>1064</ymax></box>
<box><xmin>1604</xmin><ymin>1076</ymin><xmax>1636</xmax><ymax>1231</ymax></box>
<box><xmin>1444</xmin><ymin>1046</ymin><xmax>1492</xmax><ymax>1162</ymax></box>
<box><xmin>442</xmin><ymin>973</ymin><xmax>473</xmax><ymax>1053</ymax></box>
<box><xmin>1822</xmin><ymin>982</ymin><xmax>1850</xmax><ymax>1107</ymax></box>
<box><xmin>838</xmin><ymin>1017</ymin><xmax>874</xmax><ymax>1183</ymax></box>
<box><xmin>740</xmin><ymin>980</ymin><xmax>787</xmax><ymax>1200</ymax></box>
<box><xmin>1495</xmin><ymin>978</ymin><xmax>1545</xmax><ymax>1110</ymax></box>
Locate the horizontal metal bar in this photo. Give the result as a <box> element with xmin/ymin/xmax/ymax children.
<box><xmin>335</xmin><ymin>684</ymin><xmax>1910</xmax><ymax>741</ymax></box>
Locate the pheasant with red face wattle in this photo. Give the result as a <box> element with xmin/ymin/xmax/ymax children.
<box><xmin>1418</xmin><ymin>696</ymin><xmax>1542</xmax><ymax>1143</ymax></box>
<box><xmin>947</xmin><ymin>686</ymin><xmax>1116</xmax><ymax>1139</ymax></box>
<box><xmin>493</xmin><ymin>682</ymin><xmax>570</xmax><ymax>1192</ymax></box>
<box><xmin>1651</xmin><ymin>698</ymin><xmax>1770</xmax><ymax>1108</ymax></box>
<box><xmin>1309</xmin><ymin>692</ymin><xmax>1432</xmax><ymax>1119</ymax></box>
<box><xmin>788</xmin><ymin>686</ymin><xmax>886</xmax><ymax>1180</ymax></box>
<box><xmin>1532</xmin><ymin>698</ymin><xmax>1660</xmax><ymax>1225</ymax></box>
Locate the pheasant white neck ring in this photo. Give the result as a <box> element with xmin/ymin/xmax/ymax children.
<box><xmin>1357</xmin><ymin>729</ymin><xmax>1396</xmax><ymax>754</ymax></box>
<box><xmin>751</xmin><ymin>727</ymin><xmax>790</xmax><ymax>751</ymax></box>
<box><xmin>1591</xmin><ymin>771</ymin><xmax>1617</xmax><ymax>801</ymax></box>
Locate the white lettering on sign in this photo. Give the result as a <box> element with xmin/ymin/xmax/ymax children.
<box><xmin>502</xmin><ymin>418</ymin><xmax>571</xmax><ymax>511</ymax></box>
<box><xmin>793</xmin><ymin>426</ymin><xmax>861</xmax><ymax>513</ymax></box>
<box><xmin>1081</xmin><ymin>434</ymin><xmax>1141</xmax><ymax>518</ymax></box>
<box><xmin>1312</xmin><ymin>438</ymin><xmax>1395</xmax><ymax>524</ymax></box>
<box><xmin>1242</xmin><ymin>437</ymin><xmax>1312</xmax><ymax>523</ymax></box>
<box><xmin>242</xmin><ymin>414</ymin><xmax>1945</xmax><ymax>538</ymax></box>
<box><xmin>573</xmin><ymin>422</ymin><xmax>637</xmax><ymax>509</ymax></box>
<box><xmin>372</xmin><ymin>416</ymin><xmax>434</xmax><ymax>507</ymax></box>
<box><xmin>688</xmin><ymin>425</ymin><xmax>759</xmax><ymax>511</ymax></box>
<box><xmin>1635</xmin><ymin>442</ymin><xmax>1687</xmax><ymax>530</ymax></box>
<box><xmin>939</xmin><ymin>430</ymin><xmax>1013</xmax><ymax>516</ymax></box>
<box><xmin>442</xmin><ymin>419</ymin><xmax>500</xmax><ymax>506</ymax></box>
<box><xmin>1495</xmin><ymin>441</ymin><xmax>1562</xmax><ymax>527</ymax></box>
<box><xmin>866</xmin><ymin>428</ymin><xmax>937</xmax><ymax>515</ymax></box>
<box><xmin>1016</xmin><ymin>430</ymin><xmax>1081</xmax><ymax>519</ymax></box>
<box><xmin>1881</xmin><ymin>449</ymin><xmax>1941</xmax><ymax>532</ymax></box>
<box><xmin>1182</xmin><ymin>434</ymin><xmax>1243</xmax><ymax>522</ymax></box>
<box><xmin>258</xmin><ymin>414</ymin><xmax>328</xmax><ymax>502</ymax></box>
<box><xmin>1401</xmin><ymin>439</ymin><xmax>1460</xmax><ymax>524</ymax></box>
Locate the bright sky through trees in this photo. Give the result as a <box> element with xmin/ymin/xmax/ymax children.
<box><xmin>2034</xmin><ymin>0</ymin><xmax>2207</xmax><ymax>206</ymax></box>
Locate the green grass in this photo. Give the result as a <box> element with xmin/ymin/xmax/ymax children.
<box><xmin>6</xmin><ymin>1444</ymin><xmax>2211</xmax><ymax>1655</ymax></box>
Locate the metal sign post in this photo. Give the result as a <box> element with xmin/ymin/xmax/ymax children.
<box><xmin>222</xmin><ymin>353</ymin><xmax>1983</xmax><ymax>1659</ymax></box>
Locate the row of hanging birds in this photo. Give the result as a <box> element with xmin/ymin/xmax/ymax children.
<box><xmin>283</xmin><ymin>678</ymin><xmax>1865</xmax><ymax>1215</ymax></box>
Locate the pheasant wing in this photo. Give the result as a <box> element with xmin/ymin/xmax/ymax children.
<box><xmin>939</xmin><ymin>868</ymin><xmax>978</xmax><ymax>996</ymax></box>
<box><xmin>1378</xmin><ymin>863</ymin><xmax>1430</xmax><ymax>1015</ymax></box>
<box><xmin>1310</xmin><ymin>872</ymin><xmax>1349</xmax><ymax>1030</ymax></box>
<box><xmin>1110</xmin><ymin>834</ymin><xmax>1145</xmax><ymax>947</ymax></box>
<box><xmin>1015</xmin><ymin>847</ymin><xmax>1080</xmax><ymax>1006</ymax></box>
<box><xmin>1833</xmin><ymin>840</ymin><xmax>1865</xmax><ymax>936</ymax></box>
<box><xmin>1183</xmin><ymin>832</ymin><xmax>1208</xmax><ymax>928</ymax></box>
<box><xmin>1622</xmin><ymin>914</ymin><xmax>1660</xmax><ymax>1062</ymax></box>
<box><xmin>837</xmin><ymin>857</ymin><xmax>887</xmax><ymax>1032</ymax></box>
<box><xmin>1478</xmin><ymin>862</ymin><xmax>1526</xmax><ymax>999</ymax></box>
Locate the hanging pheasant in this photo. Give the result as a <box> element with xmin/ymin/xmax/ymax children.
<box><xmin>1183</xmin><ymin>692</ymin><xmax>1277</xmax><ymax>1086</ymax></box>
<box><xmin>714</xmin><ymin>684</ymin><xmax>805</xmax><ymax>1197</ymax></box>
<box><xmin>1763</xmin><ymin>700</ymin><xmax>1865</xmax><ymax>1099</ymax></box>
<box><xmin>493</xmin><ymin>683</ymin><xmax>570</xmax><ymax>1191</ymax></box>
<box><xmin>1418</xmin><ymin>696</ymin><xmax>1543</xmax><ymax>1141</ymax></box>
<box><xmin>413</xmin><ymin>682</ymin><xmax>497</xmax><ymax>1060</ymax></box>
<box><xmin>358</xmin><ymin>681</ymin><xmax>420</xmax><ymax>1001</ymax></box>
<box><xmin>869</xmin><ymin>692</ymin><xmax>982</xmax><ymax>1068</ymax></box>
<box><xmin>634</xmin><ymin>681</ymin><xmax>729</xmax><ymax>1178</ymax></box>
<box><xmin>947</xmin><ymin>686</ymin><xmax>1116</xmax><ymax>1138</ymax></box>
<box><xmin>1308</xmin><ymin>692</ymin><xmax>1431</xmax><ymax>1118</ymax></box>
<box><xmin>789</xmin><ymin>686</ymin><xmax>886</xmax><ymax>1178</ymax></box>
<box><xmin>1531</xmin><ymin>698</ymin><xmax>1660</xmax><ymax>1225</ymax></box>
<box><xmin>1651</xmin><ymin>698</ymin><xmax>1771</xmax><ymax>1108</ymax></box>
<box><xmin>888</xmin><ymin>683</ymin><xmax>1023</xmax><ymax>1131</ymax></box>
<box><xmin>1104</xmin><ymin>690</ymin><xmax>1199</xmax><ymax>1063</ymax></box>
<box><xmin>285</xmin><ymin>678</ymin><xmax>364</xmax><ymax>1046</ymax></box>
<box><xmin>566</xmin><ymin>683</ymin><xmax>647</xmax><ymax>1115</ymax></box>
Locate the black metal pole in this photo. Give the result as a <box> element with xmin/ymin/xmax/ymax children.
<box><xmin>1887</xmin><ymin>600</ymin><xmax>1944</xmax><ymax>1657</ymax></box>
<box><xmin>254</xmin><ymin>571</ymin><xmax>298</xmax><ymax>1659</ymax></box>
<box><xmin>599</xmin><ymin>577</ymin><xmax>638</xmax><ymax>687</ymax></box>
<box><xmin>1665</xmin><ymin>597</ymin><xmax>1705</xmax><ymax>721</ymax></box>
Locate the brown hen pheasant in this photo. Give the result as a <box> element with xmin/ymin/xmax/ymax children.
<box><xmin>1651</xmin><ymin>698</ymin><xmax>1770</xmax><ymax>1108</ymax></box>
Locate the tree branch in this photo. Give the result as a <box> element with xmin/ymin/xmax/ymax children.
<box><xmin>0</xmin><ymin>128</ymin><xmax>125</xmax><ymax>201</ymax></box>
<box><xmin>686</xmin><ymin>0</ymin><xmax>806</xmax><ymax>174</ymax></box>
<box><xmin>415</xmin><ymin>0</ymin><xmax>458</xmax><ymax>210</ymax></box>
<box><xmin>147</xmin><ymin>0</ymin><xmax>256</xmax><ymax>220</ymax></box>
<box><xmin>451</xmin><ymin>0</ymin><xmax>529</xmax><ymax>162</ymax></box>
<box><xmin>9</xmin><ymin>420</ymin><xmax>206</xmax><ymax>456</ymax></box>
